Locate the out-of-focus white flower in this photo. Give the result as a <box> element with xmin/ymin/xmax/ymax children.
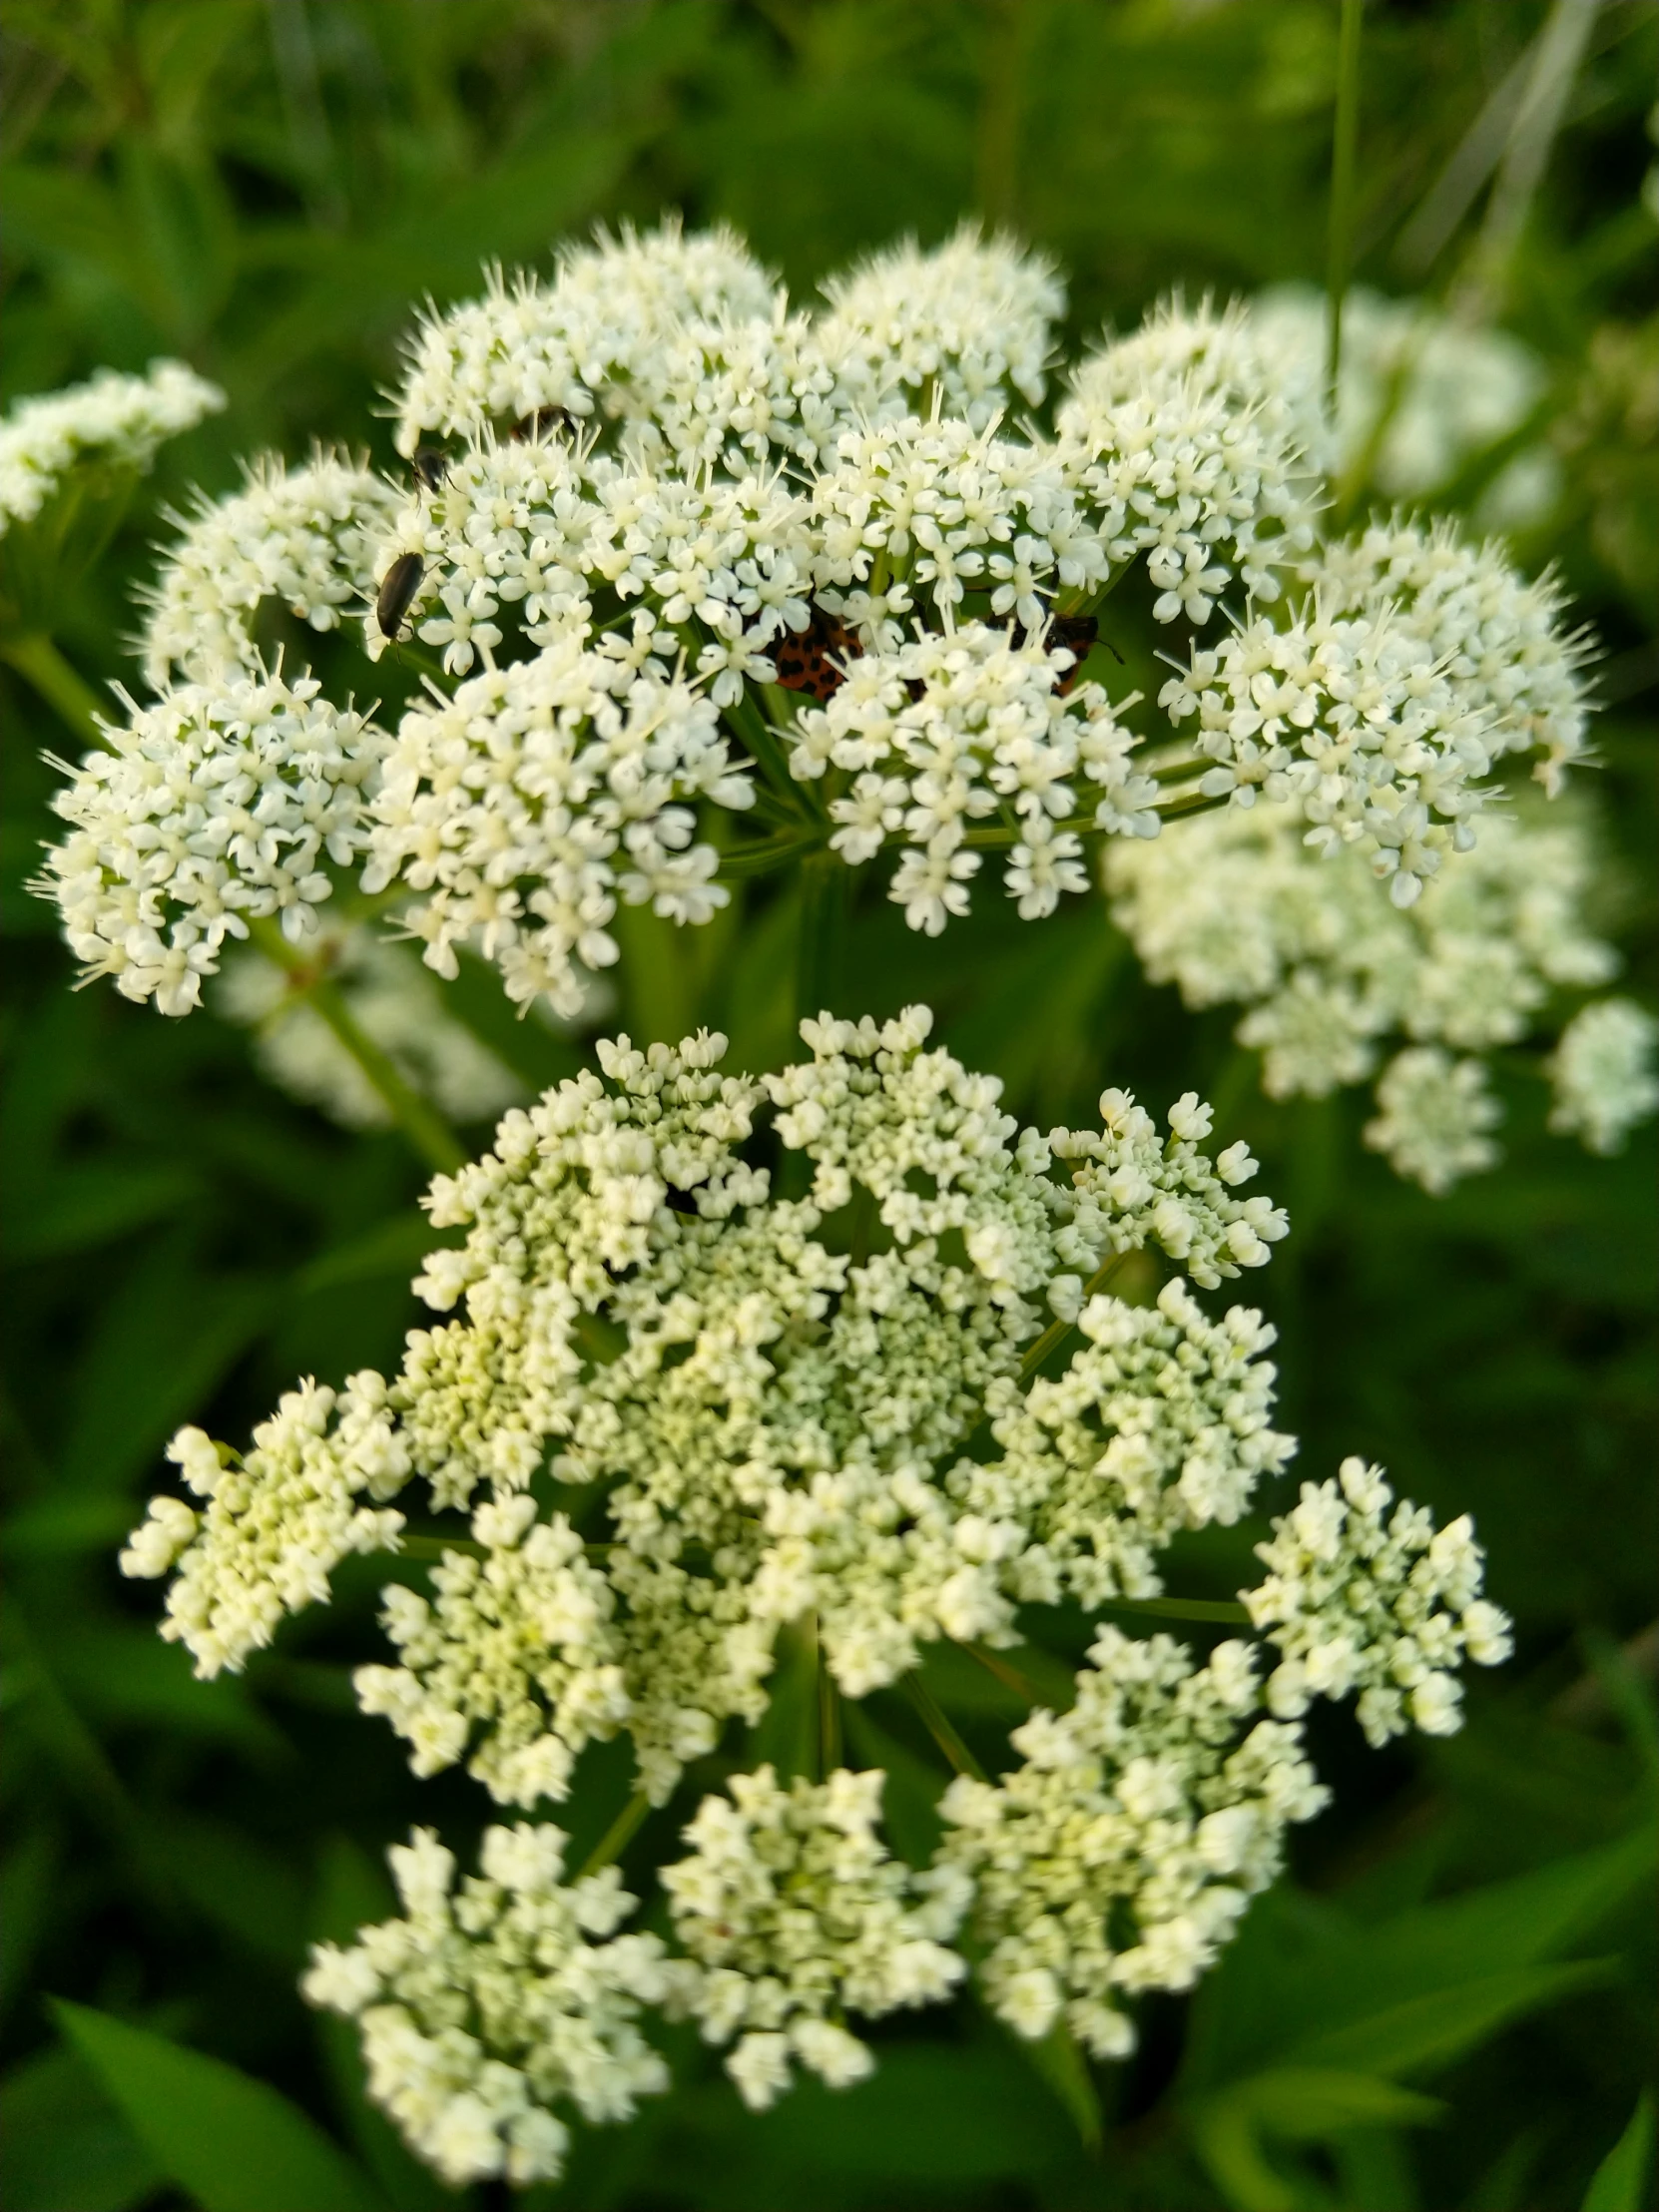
<box><xmin>215</xmin><ymin>923</ymin><xmax>529</xmax><ymax>1129</ymax></box>
<box><xmin>1547</xmin><ymin>998</ymin><xmax>1659</xmax><ymax>1155</ymax></box>
<box><xmin>0</xmin><ymin>360</ymin><xmax>224</xmax><ymax>535</ymax></box>
<box><xmin>1249</xmin><ymin>283</ymin><xmax>1557</xmax><ymax>521</ymax></box>
<box><xmin>1364</xmin><ymin>1047</ymin><xmax>1503</xmax><ymax>1195</ymax></box>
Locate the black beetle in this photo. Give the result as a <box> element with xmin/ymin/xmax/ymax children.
<box><xmin>375</xmin><ymin>552</ymin><xmax>425</xmax><ymax>641</ymax></box>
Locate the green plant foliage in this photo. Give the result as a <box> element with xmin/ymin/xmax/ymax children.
<box><xmin>2</xmin><ymin>3</ymin><xmax>1655</xmax><ymax>2208</ymax></box>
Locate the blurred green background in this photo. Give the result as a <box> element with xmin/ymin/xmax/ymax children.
<box><xmin>2</xmin><ymin>4</ymin><xmax>1656</xmax><ymax>2208</ymax></box>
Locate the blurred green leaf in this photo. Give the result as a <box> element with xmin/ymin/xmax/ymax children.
<box><xmin>1583</xmin><ymin>2092</ymin><xmax>1657</xmax><ymax>2212</ymax></box>
<box><xmin>1192</xmin><ymin>2067</ymin><xmax>1441</xmax><ymax>2212</ymax></box>
<box><xmin>54</xmin><ymin>1999</ymin><xmax>387</xmax><ymax>2212</ymax></box>
<box><xmin>0</xmin><ymin>2043</ymin><xmax>165</xmax><ymax>2212</ymax></box>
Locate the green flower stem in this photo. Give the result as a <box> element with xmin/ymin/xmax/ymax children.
<box><xmin>1</xmin><ymin>631</ymin><xmax>110</xmax><ymax>751</ymax></box>
<box><xmin>718</xmin><ymin>827</ymin><xmax>827</xmax><ymax>879</ymax></box>
<box><xmin>797</xmin><ymin>849</ymin><xmax>850</xmax><ymax>1019</ymax></box>
<box><xmin>245</xmin><ymin>916</ymin><xmax>466</xmax><ymax>1174</ymax></box>
<box><xmin>727</xmin><ymin>686</ymin><xmax>821</xmax><ymax>820</ymax></box>
<box><xmin>575</xmin><ymin>1789</ymin><xmax>653</xmax><ymax>1881</ymax></box>
<box><xmin>1018</xmin><ymin>1251</ymin><xmax>1133</xmax><ymax>1383</ymax></box>
<box><xmin>1153</xmin><ymin>789</ymin><xmax>1234</xmax><ymax>826</ymax></box>
<box><xmin>397</xmin><ymin>1533</ymin><xmax>485</xmax><ymax>1562</ymax></box>
<box><xmin>1100</xmin><ymin>1595</ymin><xmax>1252</xmax><ymax>1627</ymax></box>
<box><xmin>1326</xmin><ymin>0</ymin><xmax>1366</xmax><ymax>406</ymax></box>
<box><xmin>820</xmin><ymin>1655</ymin><xmax>842</xmax><ymax>1778</ymax></box>
<box><xmin>900</xmin><ymin>1672</ymin><xmax>988</xmax><ymax>1784</ymax></box>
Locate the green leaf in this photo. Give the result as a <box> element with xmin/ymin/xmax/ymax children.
<box><xmin>1288</xmin><ymin>1960</ymin><xmax>1615</xmax><ymax>2078</ymax></box>
<box><xmin>0</xmin><ymin>2044</ymin><xmax>165</xmax><ymax>2212</ymax></box>
<box><xmin>53</xmin><ymin>2000</ymin><xmax>387</xmax><ymax>2212</ymax></box>
<box><xmin>1192</xmin><ymin>2068</ymin><xmax>1441</xmax><ymax>2212</ymax></box>
<box><xmin>1583</xmin><ymin>2093</ymin><xmax>1657</xmax><ymax>2212</ymax></box>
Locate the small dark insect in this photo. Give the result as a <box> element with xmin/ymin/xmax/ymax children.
<box><xmin>410</xmin><ymin>447</ymin><xmax>448</xmax><ymax>493</ymax></box>
<box><xmin>771</xmin><ymin>601</ymin><xmax>862</xmax><ymax>702</ymax></box>
<box><xmin>1048</xmin><ymin>612</ymin><xmax>1100</xmax><ymax>695</ymax></box>
<box><xmin>375</xmin><ymin>552</ymin><xmax>425</xmax><ymax>641</ymax></box>
<box><xmin>512</xmin><ymin>406</ymin><xmax>572</xmax><ymax>442</ymax></box>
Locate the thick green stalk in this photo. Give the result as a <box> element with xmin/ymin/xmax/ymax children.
<box><xmin>2</xmin><ymin>632</ymin><xmax>109</xmax><ymax>751</ymax></box>
<box><xmin>1018</xmin><ymin>1250</ymin><xmax>1132</xmax><ymax>1383</ymax></box>
<box><xmin>246</xmin><ymin>916</ymin><xmax>466</xmax><ymax>1174</ymax></box>
<box><xmin>1325</xmin><ymin>0</ymin><xmax>1366</xmax><ymax>408</ymax></box>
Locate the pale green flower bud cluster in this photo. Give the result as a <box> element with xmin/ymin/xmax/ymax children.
<box><xmin>1105</xmin><ymin>791</ymin><xmax>1648</xmax><ymax>1191</ymax></box>
<box><xmin>302</xmin><ymin>1823</ymin><xmax>677</xmax><ymax>2188</ymax></box>
<box><xmin>938</xmin><ymin>1628</ymin><xmax>1327</xmax><ymax>2057</ymax></box>
<box><xmin>122</xmin><ymin>1014</ymin><xmax>1516</xmax><ymax>2184</ymax></box>
<box><xmin>0</xmin><ymin>358</ymin><xmax>224</xmax><ymax>534</ymax></box>
<box><xmin>1245</xmin><ymin>1456</ymin><xmax>1513</xmax><ymax>1745</ymax></box>
<box><xmin>660</xmin><ymin>1765</ymin><xmax>969</xmax><ymax>2109</ymax></box>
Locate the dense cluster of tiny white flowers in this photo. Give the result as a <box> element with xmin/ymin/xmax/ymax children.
<box><xmin>1547</xmin><ymin>998</ymin><xmax>1659</xmax><ymax>1156</ymax></box>
<box><xmin>360</xmin><ymin>635</ymin><xmax>751</xmax><ymax>1015</ymax></box>
<box><xmin>1312</xmin><ymin>517</ymin><xmax>1593</xmax><ymax>795</ymax></box>
<box><xmin>121</xmin><ymin>1012</ymin><xmax>1523</xmax><ymax>2167</ymax></box>
<box><xmin>1105</xmin><ymin>793</ymin><xmax>1646</xmax><ymax>1188</ymax></box>
<box><xmin>1363</xmin><ymin>1047</ymin><xmax>1504</xmax><ymax>1194</ymax></box>
<box><xmin>123</xmin><ymin>1010</ymin><xmax>1286</xmax><ymax>1734</ymax></box>
<box><xmin>302</xmin><ymin>1824</ymin><xmax>676</xmax><ymax>2187</ymax></box>
<box><xmin>0</xmin><ymin>359</ymin><xmax>224</xmax><ymax>533</ymax></box>
<box><xmin>36</xmin><ymin>669</ymin><xmax>387</xmax><ymax>1014</ymax></box>
<box><xmin>121</xmin><ymin>1382</ymin><xmax>408</xmax><ymax>1677</ymax></box>
<box><xmin>1249</xmin><ymin>283</ymin><xmax>1557</xmax><ymax>523</ymax></box>
<box><xmin>661</xmin><ymin>1766</ymin><xmax>968</xmax><ymax>2108</ymax></box>
<box><xmin>216</xmin><ymin>922</ymin><xmax>526</xmax><ymax>1130</ymax></box>
<box><xmin>791</xmin><ymin>622</ymin><xmax>1156</xmax><ymax>931</ymax></box>
<box><xmin>141</xmin><ymin>452</ymin><xmax>399</xmax><ymax>687</ymax></box>
<box><xmin>1157</xmin><ymin>599</ymin><xmax>1493</xmax><ymax>907</ymax></box>
<box><xmin>937</xmin><ymin>1629</ymin><xmax>1326</xmax><ymax>2056</ymax></box>
<box><xmin>1057</xmin><ymin>296</ymin><xmax>1320</xmax><ymax>622</ymax></box>
<box><xmin>1244</xmin><ymin>1457</ymin><xmax>1513</xmax><ymax>1746</ymax></box>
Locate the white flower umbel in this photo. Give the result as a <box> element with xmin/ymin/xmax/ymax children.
<box><xmin>1311</xmin><ymin>517</ymin><xmax>1593</xmax><ymax>795</ymax></box>
<box><xmin>1058</xmin><ymin>295</ymin><xmax>1320</xmax><ymax>622</ymax></box>
<box><xmin>37</xmin><ymin>668</ymin><xmax>387</xmax><ymax>1014</ymax></box>
<box><xmin>127</xmin><ymin>1010</ymin><xmax>1285</xmax><ymax>1770</ymax></box>
<box><xmin>937</xmin><ymin>1629</ymin><xmax>1327</xmax><ymax>2056</ymax></box>
<box><xmin>0</xmin><ymin>359</ymin><xmax>224</xmax><ymax>534</ymax></box>
<box><xmin>39</xmin><ymin>228</ymin><xmax>1602</xmax><ymax>1019</ymax></box>
<box><xmin>302</xmin><ymin>1824</ymin><xmax>675</xmax><ymax>2188</ymax></box>
<box><xmin>791</xmin><ymin>622</ymin><xmax>1155</xmax><ymax>933</ymax></box>
<box><xmin>1547</xmin><ymin>998</ymin><xmax>1659</xmax><ymax>1156</ymax></box>
<box><xmin>1365</xmin><ymin>1047</ymin><xmax>1503</xmax><ymax>1195</ymax></box>
<box><xmin>362</xmin><ymin>636</ymin><xmax>752</xmax><ymax>1015</ymax></box>
<box><xmin>141</xmin><ymin>452</ymin><xmax>399</xmax><ymax>687</ymax></box>
<box><xmin>394</xmin><ymin>218</ymin><xmax>780</xmax><ymax>459</ymax></box>
<box><xmin>662</xmin><ymin>1766</ymin><xmax>967</xmax><ymax>2108</ymax></box>
<box><xmin>215</xmin><ymin>923</ymin><xmax>526</xmax><ymax>1130</ymax></box>
<box><xmin>1105</xmin><ymin>792</ymin><xmax>1631</xmax><ymax>1185</ymax></box>
<box><xmin>126</xmin><ymin>1013</ymin><xmax>1524</xmax><ymax>2155</ymax></box>
<box><xmin>1157</xmin><ymin>600</ymin><xmax>1492</xmax><ymax>906</ymax></box>
<box><xmin>814</xmin><ymin>225</ymin><xmax>1065</xmax><ymax>433</ymax></box>
<box><xmin>1244</xmin><ymin>1456</ymin><xmax>1512</xmax><ymax>1746</ymax></box>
